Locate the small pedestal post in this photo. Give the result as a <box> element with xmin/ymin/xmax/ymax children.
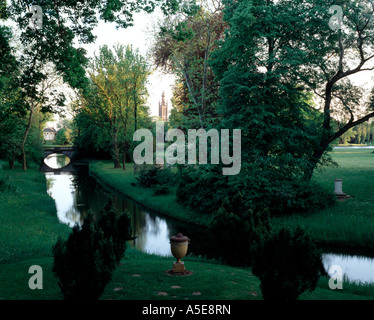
<box><xmin>334</xmin><ymin>179</ymin><xmax>350</xmax><ymax>201</ymax></box>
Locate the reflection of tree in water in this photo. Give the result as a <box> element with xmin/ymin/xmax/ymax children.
<box><xmin>65</xmin><ymin>207</ymin><xmax>83</xmax><ymax>227</ymax></box>
<box><xmin>56</xmin><ymin>154</ymin><xmax>70</xmax><ymax>168</ymax></box>
<box><xmin>110</xmin><ymin>195</ymin><xmax>147</xmax><ymax>249</ymax></box>
<box><xmin>45</xmin><ymin>176</ymin><xmax>54</xmax><ymax>195</ymax></box>
<box><xmin>68</xmin><ymin>174</ymin><xmax>148</xmax><ymax>234</ymax></box>
<box><xmin>107</xmin><ymin>194</ymin><xmax>147</xmax><ymax>236</ymax></box>
<box><xmin>69</xmin><ymin>174</ymin><xmax>109</xmax><ymax>222</ymax></box>
<box><xmin>54</xmin><ymin>170</ymin><xmax>219</xmax><ymax>260</ymax></box>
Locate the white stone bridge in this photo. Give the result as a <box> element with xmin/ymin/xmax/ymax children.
<box><xmin>41</xmin><ymin>146</ymin><xmax>79</xmax><ymax>173</ymax></box>
<box><xmin>43</xmin><ymin>146</ymin><xmax>77</xmax><ymax>159</ymax></box>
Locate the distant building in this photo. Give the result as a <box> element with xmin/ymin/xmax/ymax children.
<box><xmin>158</xmin><ymin>91</ymin><xmax>168</xmax><ymax>122</ymax></box>
<box><xmin>43</xmin><ymin>127</ymin><xmax>57</xmax><ymax>141</ymax></box>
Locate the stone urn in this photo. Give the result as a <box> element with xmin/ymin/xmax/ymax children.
<box><xmin>170</xmin><ymin>233</ymin><xmax>190</xmax><ymax>273</ymax></box>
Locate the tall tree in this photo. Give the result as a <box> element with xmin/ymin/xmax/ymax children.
<box><xmin>79</xmin><ymin>45</ymin><xmax>150</xmax><ymax>169</ymax></box>
<box><xmin>303</xmin><ymin>0</ymin><xmax>374</xmax><ymax>179</ymax></box>
<box><xmin>152</xmin><ymin>2</ymin><xmax>225</xmax><ymax>128</ymax></box>
<box><xmin>211</xmin><ymin>0</ymin><xmax>322</xmax><ymax>184</ymax></box>
<box><xmin>1</xmin><ymin>0</ymin><xmax>193</xmax><ymax>169</ymax></box>
<box><xmin>212</xmin><ymin>0</ymin><xmax>374</xmax><ymax>182</ymax></box>
<box><xmin>0</xmin><ymin>0</ymin><xmax>6</xmax><ymax>19</ymax></box>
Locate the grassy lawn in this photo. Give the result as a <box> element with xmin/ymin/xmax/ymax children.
<box><xmin>272</xmin><ymin>148</ymin><xmax>374</xmax><ymax>249</ymax></box>
<box><xmin>2</xmin><ymin>150</ymin><xmax>374</xmax><ymax>300</ymax></box>
<box><xmin>2</xmin><ymin>247</ymin><xmax>374</xmax><ymax>300</ymax></box>
<box><xmin>0</xmin><ymin>162</ymin><xmax>71</xmax><ymax>264</ymax></box>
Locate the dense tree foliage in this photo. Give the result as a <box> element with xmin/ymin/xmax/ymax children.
<box><xmin>0</xmin><ymin>0</ymin><xmax>194</xmax><ymax>169</ymax></box>
<box><xmin>252</xmin><ymin>226</ymin><xmax>325</xmax><ymax>300</ymax></box>
<box><xmin>53</xmin><ymin>206</ymin><xmax>132</xmax><ymax>300</ymax></box>
<box><xmin>211</xmin><ymin>0</ymin><xmax>329</xmax><ymax>181</ymax></box>
<box><xmin>210</xmin><ymin>193</ymin><xmax>272</xmax><ymax>266</ymax></box>
<box><xmin>175</xmin><ymin>0</ymin><xmax>374</xmax><ymax>216</ymax></box>
<box><xmin>152</xmin><ymin>3</ymin><xmax>225</xmax><ymax>129</ymax></box>
<box><xmin>74</xmin><ymin>45</ymin><xmax>151</xmax><ymax>168</ymax></box>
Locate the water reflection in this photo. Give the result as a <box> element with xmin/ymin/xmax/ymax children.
<box><xmin>44</xmin><ymin>153</ymin><xmax>70</xmax><ymax>169</ymax></box>
<box><xmin>135</xmin><ymin>215</ymin><xmax>172</xmax><ymax>256</ymax></box>
<box><xmin>323</xmin><ymin>253</ymin><xmax>374</xmax><ymax>284</ymax></box>
<box><xmin>46</xmin><ymin>173</ymin><xmax>82</xmax><ymax>226</ymax></box>
<box><xmin>45</xmin><ymin>169</ymin><xmax>374</xmax><ymax>283</ymax></box>
<box><xmin>45</xmin><ymin>171</ymin><xmax>190</xmax><ymax>256</ymax></box>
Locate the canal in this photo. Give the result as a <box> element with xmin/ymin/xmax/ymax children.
<box><xmin>44</xmin><ymin>153</ymin><xmax>374</xmax><ymax>284</ymax></box>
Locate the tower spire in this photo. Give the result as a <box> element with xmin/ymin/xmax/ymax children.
<box><xmin>159</xmin><ymin>91</ymin><xmax>168</xmax><ymax>122</ymax></box>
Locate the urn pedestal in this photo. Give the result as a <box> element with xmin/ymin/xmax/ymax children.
<box><xmin>168</xmin><ymin>233</ymin><xmax>191</xmax><ymax>275</ymax></box>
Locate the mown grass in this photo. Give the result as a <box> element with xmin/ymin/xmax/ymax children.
<box><xmin>272</xmin><ymin>148</ymin><xmax>374</xmax><ymax>249</ymax></box>
<box><xmin>2</xmin><ymin>247</ymin><xmax>374</xmax><ymax>300</ymax></box>
<box><xmin>0</xmin><ymin>162</ymin><xmax>71</xmax><ymax>264</ymax></box>
<box><xmin>89</xmin><ymin>162</ymin><xmax>213</xmax><ymax>227</ymax></box>
<box><xmin>3</xmin><ymin>152</ymin><xmax>374</xmax><ymax>300</ymax></box>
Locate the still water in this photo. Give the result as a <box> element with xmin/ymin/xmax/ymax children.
<box><xmin>44</xmin><ymin>154</ymin><xmax>374</xmax><ymax>284</ymax></box>
<box><xmin>44</xmin><ymin>154</ymin><xmax>215</xmax><ymax>258</ymax></box>
<box><xmin>44</xmin><ymin>153</ymin><xmax>70</xmax><ymax>169</ymax></box>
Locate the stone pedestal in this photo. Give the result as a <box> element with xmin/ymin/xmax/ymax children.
<box><xmin>334</xmin><ymin>179</ymin><xmax>351</xmax><ymax>201</ymax></box>
<box><xmin>167</xmin><ymin>233</ymin><xmax>192</xmax><ymax>276</ymax></box>
<box><xmin>172</xmin><ymin>261</ymin><xmax>186</xmax><ymax>273</ymax></box>
<box><xmin>334</xmin><ymin>179</ymin><xmax>344</xmax><ymax>195</ymax></box>
<box><xmin>166</xmin><ymin>261</ymin><xmax>192</xmax><ymax>276</ymax></box>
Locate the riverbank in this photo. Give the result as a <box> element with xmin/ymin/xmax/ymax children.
<box><xmin>89</xmin><ymin>148</ymin><xmax>374</xmax><ymax>251</ymax></box>
<box><xmin>273</xmin><ymin>148</ymin><xmax>374</xmax><ymax>250</ymax></box>
<box><xmin>0</xmin><ymin>162</ymin><xmax>71</xmax><ymax>264</ymax></box>
<box><xmin>2</xmin><ymin>159</ymin><xmax>374</xmax><ymax>300</ymax></box>
<box><xmin>89</xmin><ymin>161</ymin><xmax>213</xmax><ymax>227</ymax></box>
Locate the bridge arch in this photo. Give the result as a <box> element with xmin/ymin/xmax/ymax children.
<box><xmin>43</xmin><ymin>146</ymin><xmax>77</xmax><ymax>159</ymax></box>
<box><xmin>41</xmin><ymin>146</ymin><xmax>78</xmax><ymax>173</ymax></box>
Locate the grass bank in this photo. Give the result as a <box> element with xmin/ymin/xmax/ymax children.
<box><xmin>89</xmin><ymin>149</ymin><xmax>374</xmax><ymax>250</ymax></box>
<box><xmin>89</xmin><ymin>161</ymin><xmax>213</xmax><ymax>227</ymax></box>
<box><xmin>0</xmin><ymin>162</ymin><xmax>71</xmax><ymax>264</ymax></box>
<box><xmin>272</xmin><ymin>148</ymin><xmax>374</xmax><ymax>249</ymax></box>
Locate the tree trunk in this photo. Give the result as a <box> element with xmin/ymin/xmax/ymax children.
<box><xmin>122</xmin><ymin>141</ymin><xmax>127</xmax><ymax>171</ymax></box>
<box><xmin>304</xmin><ymin>140</ymin><xmax>330</xmax><ymax>183</ymax></box>
<box><xmin>133</xmin><ymin>97</ymin><xmax>138</xmax><ymax>175</ymax></box>
<box><xmin>9</xmin><ymin>151</ymin><xmax>15</xmax><ymax>169</ymax></box>
<box><xmin>112</xmin><ymin>129</ymin><xmax>121</xmax><ymax>169</ymax></box>
<box><xmin>21</xmin><ymin>108</ymin><xmax>34</xmax><ymax>171</ymax></box>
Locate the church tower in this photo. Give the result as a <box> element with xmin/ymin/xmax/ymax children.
<box><xmin>158</xmin><ymin>91</ymin><xmax>168</xmax><ymax>122</ymax></box>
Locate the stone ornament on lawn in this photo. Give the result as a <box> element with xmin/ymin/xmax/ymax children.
<box><xmin>167</xmin><ymin>233</ymin><xmax>192</xmax><ymax>276</ymax></box>
<box><xmin>334</xmin><ymin>179</ymin><xmax>351</xmax><ymax>201</ymax></box>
